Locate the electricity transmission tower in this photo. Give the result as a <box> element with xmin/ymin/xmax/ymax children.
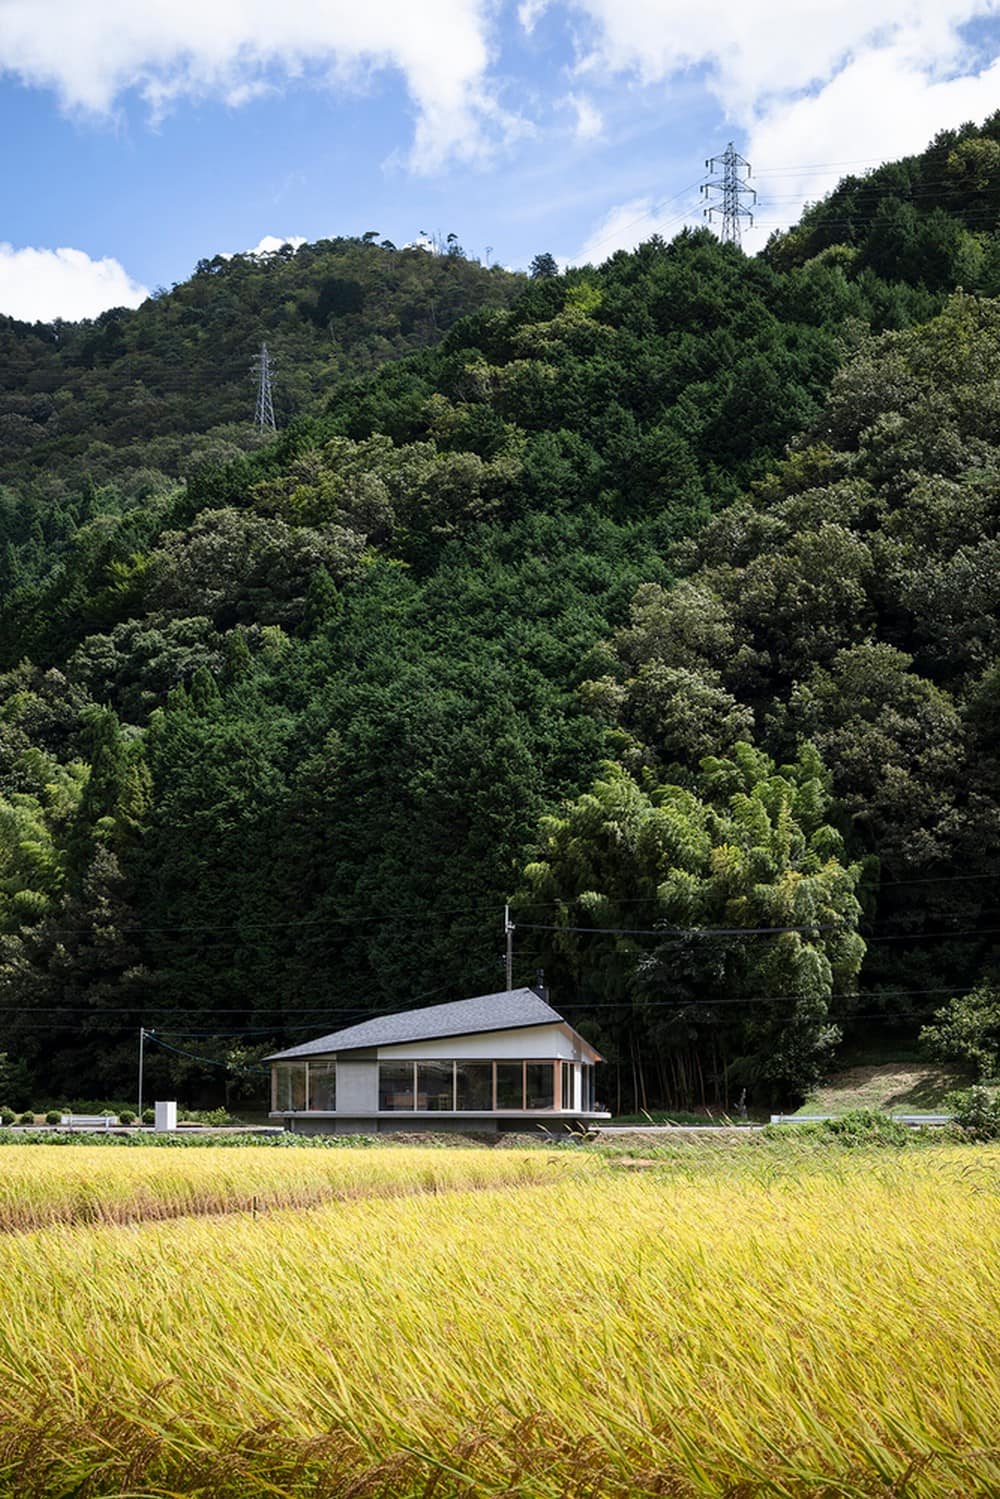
<box><xmin>252</xmin><ymin>342</ymin><xmax>276</xmax><ymax>433</ymax></box>
<box><xmin>701</xmin><ymin>143</ymin><xmax>756</xmax><ymax>245</ymax></box>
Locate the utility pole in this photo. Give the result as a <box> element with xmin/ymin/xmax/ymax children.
<box><xmin>504</xmin><ymin>904</ymin><xmax>515</xmax><ymax>991</ymax></box>
<box><xmin>138</xmin><ymin>1026</ymin><xmax>152</xmax><ymax>1124</ymax></box>
<box><xmin>701</xmin><ymin>142</ymin><xmax>756</xmax><ymax>246</ymax></box>
<box><xmin>252</xmin><ymin>341</ymin><xmax>276</xmax><ymax>433</ymax></box>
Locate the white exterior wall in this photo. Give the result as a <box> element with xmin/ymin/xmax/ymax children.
<box><xmin>377</xmin><ymin>1023</ymin><xmax>596</xmax><ymax>1063</ymax></box>
<box><xmin>335</xmin><ymin>1057</ymin><xmax>377</xmax><ymax>1112</ymax></box>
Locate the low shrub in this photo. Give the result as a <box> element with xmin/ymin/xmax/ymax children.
<box><xmin>18</xmin><ymin>1112</ymin><xmax>34</xmax><ymax>1127</ymax></box>
<box><xmin>44</xmin><ymin>1110</ymin><xmax>62</xmax><ymax>1126</ymax></box>
<box><xmin>821</xmin><ymin>1110</ymin><xmax>910</xmax><ymax>1147</ymax></box>
<box><xmin>118</xmin><ymin>1110</ymin><xmax>137</xmax><ymax>1126</ymax></box>
<box><xmin>606</xmin><ymin>1110</ymin><xmax>727</xmax><ymax>1127</ymax></box>
<box><xmin>180</xmin><ymin>1107</ymin><xmax>241</xmax><ymax>1127</ymax></box>
<box><xmin>0</xmin><ymin>1107</ymin><xmax>14</xmax><ymax>1127</ymax></box>
<box><xmin>945</xmin><ymin>1086</ymin><xmax>1000</xmax><ymax>1140</ymax></box>
<box><xmin>0</xmin><ymin>1130</ymin><xmax>376</xmax><ymax>1148</ymax></box>
<box><xmin>142</xmin><ymin>1109</ymin><xmax>155</xmax><ymax>1125</ymax></box>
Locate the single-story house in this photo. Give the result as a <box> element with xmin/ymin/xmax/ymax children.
<box><xmin>265</xmin><ymin>986</ymin><xmax>609</xmax><ymax>1134</ymax></box>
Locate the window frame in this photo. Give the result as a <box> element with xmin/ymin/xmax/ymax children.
<box><xmin>272</xmin><ymin>1059</ymin><xmax>338</xmax><ymax>1113</ymax></box>
<box><xmin>375</xmin><ymin>1059</ymin><xmax>564</xmax><ymax>1112</ymax></box>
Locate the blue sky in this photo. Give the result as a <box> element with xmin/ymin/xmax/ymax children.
<box><xmin>1</xmin><ymin>0</ymin><xmax>999</xmax><ymax>321</ymax></box>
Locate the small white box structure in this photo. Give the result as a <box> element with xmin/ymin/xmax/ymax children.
<box><xmin>154</xmin><ymin>1100</ymin><xmax>177</xmax><ymax>1131</ymax></box>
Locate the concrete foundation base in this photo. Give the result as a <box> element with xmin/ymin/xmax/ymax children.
<box><xmin>280</xmin><ymin>1113</ymin><xmax>603</xmax><ymax>1137</ymax></box>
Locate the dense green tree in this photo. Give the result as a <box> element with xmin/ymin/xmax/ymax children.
<box><xmin>517</xmin><ymin>744</ymin><xmax>863</xmax><ymax>1107</ymax></box>
<box><xmin>529</xmin><ymin>253</ymin><xmax>559</xmax><ymax>280</ymax></box>
<box><xmin>0</xmin><ymin>844</ymin><xmax>152</xmax><ymax>1094</ymax></box>
<box><xmin>921</xmin><ymin>985</ymin><xmax>1000</xmax><ymax>1080</ymax></box>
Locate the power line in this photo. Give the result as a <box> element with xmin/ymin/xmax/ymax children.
<box><xmin>524</xmin><ymin>923</ymin><xmax>1000</xmax><ymax>946</ymax></box>
<box><xmin>581</xmin><ymin>180</ymin><xmax>705</xmax><ymax>261</ymax></box>
<box><xmin>862</xmin><ymin>925</ymin><xmax>1000</xmax><ymax>945</ymax></box>
<box><xmin>144</xmin><ymin>1032</ymin><xmax>269</xmax><ymax>1075</ymax></box>
<box><xmin>761</xmin><ymin>155</ymin><xmax>915</xmax><ymax>174</ymax></box>
<box><xmin>509</xmin><ymin>875</ymin><xmax>1000</xmax><ymax>909</ymax></box>
<box><xmin>0</xmin><ymin>975</ymin><xmax>972</xmax><ymax>1023</ymax></box>
<box><xmin>515</xmin><ymin>920</ymin><xmax>844</xmax><ymax>937</ymax></box>
<box><xmin>17</xmin><ymin>895</ymin><xmax>1000</xmax><ymax>943</ymax></box>
<box><xmin>0</xmin><ymin>984</ymin><xmax>970</xmax><ymax>1037</ymax></box>
<box><xmin>170</xmin><ymin>982</ymin><xmax>979</xmax><ymax>1019</ymax></box>
<box><xmin>863</xmin><ymin>873</ymin><xmax>1000</xmax><ymax>888</ymax></box>
<box><xmin>0</xmin><ymin>1003</ymin><xmax>424</xmax><ymax>1016</ymax></box>
<box><xmin>26</xmin><ymin>899</ymin><xmax>504</xmax><ymax>937</ymax></box>
<box><xmin>0</xmin><ymin>966</ymin><xmax>507</xmax><ymax>1038</ymax></box>
<box><xmin>753</xmin><ymin>210</ymin><xmax>1000</xmax><ymax>233</ymax></box>
<box><xmin>161</xmin><ymin>1005</ymin><xmax>969</xmax><ymax>1029</ymax></box>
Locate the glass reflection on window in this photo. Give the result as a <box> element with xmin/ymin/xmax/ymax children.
<box><xmin>417</xmin><ymin>1062</ymin><xmax>454</xmax><ymax>1110</ymax></box>
<box><xmin>495</xmin><ymin>1063</ymin><xmax>523</xmax><ymax>1109</ymax></box>
<box><xmin>308</xmin><ymin>1061</ymin><xmax>336</xmax><ymax>1111</ymax></box>
<box><xmin>525</xmin><ymin>1062</ymin><xmax>554</xmax><ymax>1109</ymax></box>
<box><xmin>379</xmin><ymin>1063</ymin><xmax>414</xmax><ymax>1111</ymax></box>
<box><xmin>275</xmin><ymin>1063</ymin><xmax>306</xmax><ymax>1112</ymax></box>
<box><xmin>455</xmin><ymin>1063</ymin><xmax>492</xmax><ymax>1110</ymax></box>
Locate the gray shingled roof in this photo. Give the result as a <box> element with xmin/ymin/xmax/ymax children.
<box><xmin>265</xmin><ymin>987</ymin><xmax>566</xmax><ymax>1060</ymax></box>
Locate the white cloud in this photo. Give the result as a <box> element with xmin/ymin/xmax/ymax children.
<box><xmin>247</xmin><ymin>235</ymin><xmax>307</xmax><ymax>256</ymax></box>
<box><xmin>0</xmin><ymin>243</ymin><xmax>149</xmax><ymax>322</ymax></box>
<box><xmin>518</xmin><ymin>0</ymin><xmax>551</xmax><ymax>33</ymax></box>
<box><xmin>572</xmin><ymin>196</ymin><xmax>695</xmax><ymax>263</ymax></box>
<box><xmin>560</xmin><ymin>0</ymin><xmax>990</xmax><ymax>109</ymax></box>
<box><xmin>0</xmin><ymin>0</ymin><xmax>499</xmax><ymax>170</ymax></box>
<box><xmin>219</xmin><ymin>234</ymin><xmax>308</xmax><ymax>260</ymax></box>
<box><xmin>566</xmin><ymin>91</ymin><xmax>603</xmax><ymax>140</ymax></box>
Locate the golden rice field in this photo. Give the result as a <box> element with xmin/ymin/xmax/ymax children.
<box><xmin>0</xmin><ymin>1143</ymin><xmax>582</xmax><ymax>1231</ymax></box>
<box><xmin>0</xmin><ymin>1144</ymin><xmax>997</xmax><ymax>1498</ymax></box>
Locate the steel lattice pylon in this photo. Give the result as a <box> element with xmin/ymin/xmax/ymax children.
<box><xmin>702</xmin><ymin>143</ymin><xmax>756</xmax><ymax>246</ymax></box>
<box><xmin>252</xmin><ymin>342</ymin><xmax>276</xmax><ymax>433</ymax></box>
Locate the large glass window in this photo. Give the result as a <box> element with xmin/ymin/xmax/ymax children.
<box><xmin>274</xmin><ymin>1063</ymin><xmax>306</xmax><ymax>1112</ymax></box>
<box><xmin>455</xmin><ymin>1063</ymin><xmax>492</xmax><ymax>1111</ymax></box>
<box><xmin>582</xmin><ymin>1066</ymin><xmax>594</xmax><ymax>1111</ymax></box>
<box><xmin>525</xmin><ymin>1063</ymin><xmax>555</xmax><ymax>1110</ymax></box>
<box><xmin>495</xmin><ymin>1063</ymin><xmax>523</xmax><ymax>1109</ymax></box>
<box><xmin>417</xmin><ymin>1062</ymin><xmax>454</xmax><ymax>1111</ymax></box>
<box><xmin>308</xmin><ymin>1061</ymin><xmax>336</xmax><ymax>1112</ymax></box>
<box><xmin>372</xmin><ymin>1058</ymin><xmax>573</xmax><ymax>1112</ymax></box>
<box><xmin>379</xmin><ymin>1063</ymin><xmax>414</xmax><ymax>1111</ymax></box>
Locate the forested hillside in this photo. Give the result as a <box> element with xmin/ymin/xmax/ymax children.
<box><xmin>3</xmin><ymin>117</ymin><xmax>1000</xmax><ymax>1110</ymax></box>
<box><xmin>767</xmin><ymin>110</ymin><xmax>1000</xmax><ymax>287</ymax></box>
<box><xmin>0</xmin><ymin>237</ymin><xmax>522</xmax><ymax>499</ymax></box>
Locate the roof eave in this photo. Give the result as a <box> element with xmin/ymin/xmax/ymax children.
<box><xmin>266</xmin><ymin>1019</ymin><xmax>603</xmax><ymax>1064</ymax></box>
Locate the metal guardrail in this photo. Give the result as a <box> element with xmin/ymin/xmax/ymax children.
<box><xmin>59</xmin><ymin>1114</ymin><xmax>117</xmax><ymax>1129</ymax></box>
<box><xmin>769</xmin><ymin>1113</ymin><xmax>953</xmax><ymax>1126</ymax></box>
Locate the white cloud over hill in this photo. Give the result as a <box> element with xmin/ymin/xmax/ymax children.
<box><xmin>560</xmin><ymin>0</ymin><xmax>1000</xmax><ymax>259</ymax></box>
<box><xmin>0</xmin><ymin>244</ymin><xmax>149</xmax><ymax>323</ymax></box>
<box><xmin>248</xmin><ymin>235</ymin><xmax>307</xmax><ymax>256</ymax></box>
